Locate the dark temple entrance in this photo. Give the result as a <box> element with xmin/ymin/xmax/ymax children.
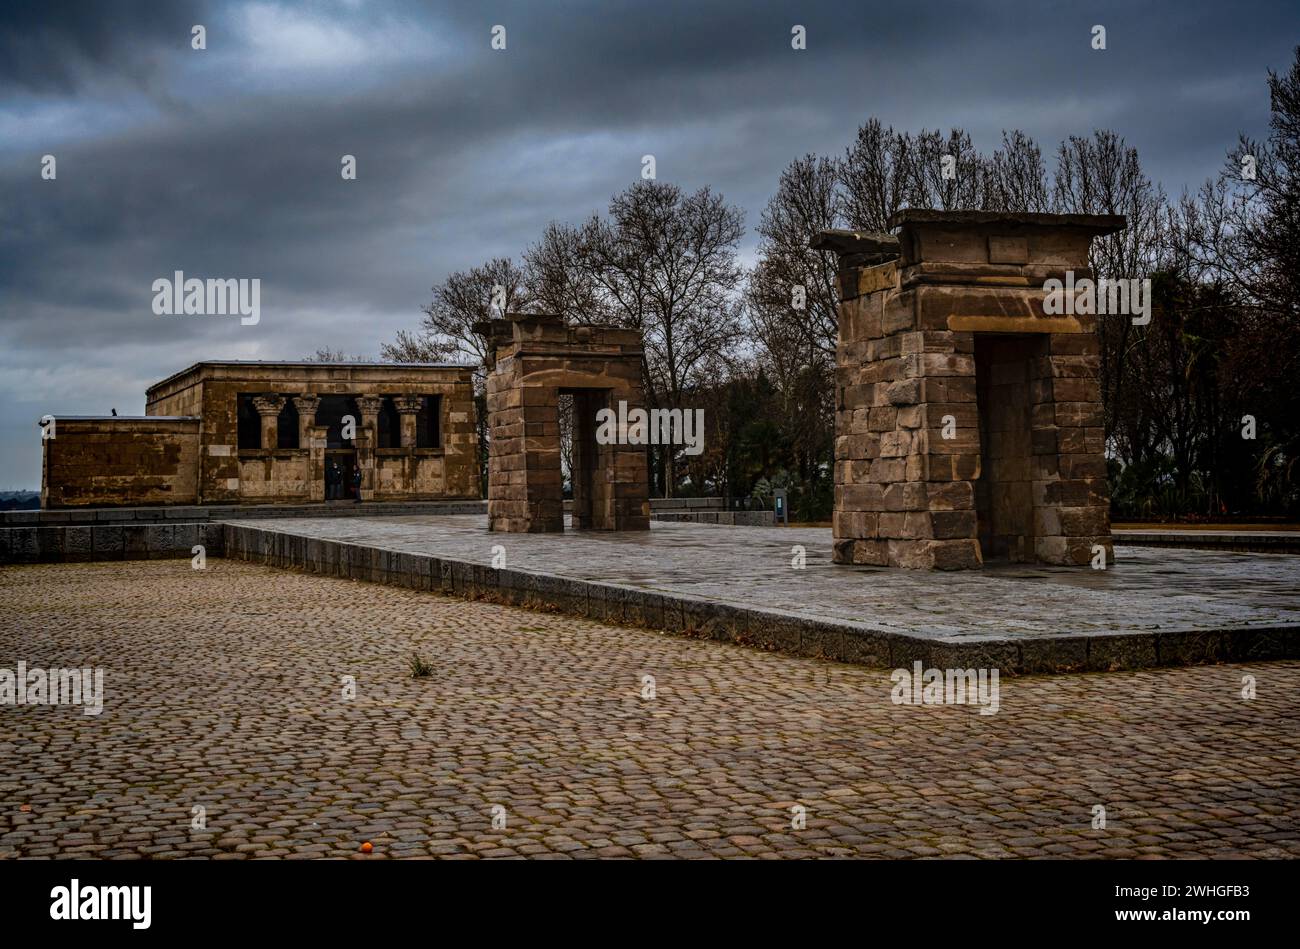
<box><xmin>973</xmin><ymin>334</ymin><xmax>1046</xmax><ymax>562</ymax></box>
<box><xmin>325</xmin><ymin>450</ymin><xmax>357</xmax><ymax>500</ymax></box>
<box><xmin>318</xmin><ymin>395</ymin><xmax>361</xmax><ymax>501</ymax></box>
<box><xmin>562</xmin><ymin>388</ymin><xmax>611</xmax><ymax>530</ymax></box>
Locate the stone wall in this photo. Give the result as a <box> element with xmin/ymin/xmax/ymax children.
<box><xmin>820</xmin><ymin>211</ymin><xmax>1121</xmax><ymax>569</ymax></box>
<box><xmin>373</xmin><ymin>449</ymin><xmax>465</xmax><ymax>501</ymax></box>
<box><xmin>41</xmin><ymin>417</ymin><xmax>200</xmax><ymax>508</ymax></box>
<box><xmin>1</xmin><ymin>522</ymin><xmax>224</xmax><ymax>563</ymax></box>
<box><xmin>215</xmin><ymin>521</ymin><xmax>1300</xmax><ymax>672</ymax></box>
<box><xmin>0</xmin><ymin>500</ymin><xmax>487</xmax><ymax>563</ymax></box>
<box><xmin>2</xmin><ymin>499</ymin><xmax>486</xmax><ymax>526</ymax></box>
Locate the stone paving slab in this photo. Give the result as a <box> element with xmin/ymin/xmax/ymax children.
<box><xmin>2</xmin><ymin>559</ymin><xmax>1296</xmax><ymax>860</ymax></box>
<box><xmin>221</xmin><ymin>515</ymin><xmax>1300</xmax><ymax>673</ymax></box>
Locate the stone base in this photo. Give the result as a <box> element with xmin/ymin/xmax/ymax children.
<box><xmin>834</xmin><ymin>537</ymin><xmax>983</xmax><ymax>570</ymax></box>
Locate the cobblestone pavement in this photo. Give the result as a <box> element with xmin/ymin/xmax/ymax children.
<box><xmin>2</xmin><ymin>559</ymin><xmax>1297</xmax><ymax>859</ymax></box>
<box><xmin>230</xmin><ymin>515</ymin><xmax>1300</xmax><ymax>642</ymax></box>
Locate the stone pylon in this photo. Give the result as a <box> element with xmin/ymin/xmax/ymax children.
<box><xmin>478</xmin><ymin>313</ymin><xmax>650</xmax><ymax>532</ymax></box>
<box><xmin>816</xmin><ymin>210</ymin><xmax>1125</xmax><ymax>569</ymax></box>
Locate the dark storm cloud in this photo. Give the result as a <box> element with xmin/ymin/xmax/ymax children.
<box><xmin>0</xmin><ymin>0</ymin><xmax>214</xmax><ymax>93</ymax></box>
<box><xmin>0</xmin><ymin>0</ymin><xmax>1295</xmax><ymax>487</ymax></box>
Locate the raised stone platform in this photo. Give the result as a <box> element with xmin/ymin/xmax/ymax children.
<box><xmin>220</xmin><ymin>515</ymin><xmax>1300</xmax><ymax>674</ymax></box>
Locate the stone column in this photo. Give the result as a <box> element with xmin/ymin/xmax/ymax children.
<box><xmin>354</xmin><ymin>394</ymin><xmax>383</xmax><ymax>438</ymax></box>
<box><xmin>292</xmin><ymin>394</ymin><xmax>320</xmax><ymax>448</ymax></box>
<box><xmin>354</xmin><ymin>394</ymin><xmax>384</xmax><ymax>500</ymax></box>
<box><xmin>305</xmin><ymin>425</ymin><xmax>328</xmax><ymax>502</ymax></box>
<box><xmin>292</xmin><ymin>390</ymin><xmax>322</xmax><ymax>499</ymax></box>
<box><xmin>294</xmin><ymin>392</ymin><xmax>324</xmax><ymax>502</ymax></box>
<box><xmin>1032</xmin><ymin>337</ymin><xmax>1112</xmax><ymax>565</ymax></box>
<box><xmin>251</xmin><ymin>395</ymin><xmax>285</xmax><ymax>450</ymax></box>
<box><xmin>392</xmin><ymin>395</ymin><xmax>422</xmax><ymax>448</ymax></box>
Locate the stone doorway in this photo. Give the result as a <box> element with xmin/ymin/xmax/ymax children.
<box><xmin>974</xmin><ymin>335</ymin><xmax>1044</xmax><ymax>562</ymax></box>
<box><xmin>562</xmin><ymin>387</ymin><xmax>614</xmax><ymax>530</ymax></box>
<box><xmin>325</xmin><ymin>449</ymin><xmax>357</xmax><ymax>500</ymax></box>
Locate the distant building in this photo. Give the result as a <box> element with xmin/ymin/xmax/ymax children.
<box><xmin>41</xmin><ymin>361</ymin><xmax>479</xmax><ymax>508</ymax></box>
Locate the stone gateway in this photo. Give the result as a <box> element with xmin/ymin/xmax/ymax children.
<box><xmin>477</xmin><ymin>313</ymin><xmax>650</xmax><ymax>533</ymax></box>
<box><xmin>816</xmin><ymin>210</ymin><xmax>1123</xmax><ymax>570</ymax></box>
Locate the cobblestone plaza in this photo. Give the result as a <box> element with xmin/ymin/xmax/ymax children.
<box><xmin>3</xmin><ymin>558</ymin><xmax>1297</xmax><ymax>859</ymax></box>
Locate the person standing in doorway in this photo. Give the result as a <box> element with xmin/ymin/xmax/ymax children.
<box><xmin>327</xmin><ymin>460</ymin><xmax>341</xmax><ymax>500</ymax></box>
<box><xmin>352</xmin><ymin>464</ymin><xmax>363</xmax><ymax>503</ymax></box>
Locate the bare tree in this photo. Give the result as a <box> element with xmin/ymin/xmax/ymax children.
<box><xmin>1185</xmin><ymin>47</ymin><xmax>1300</xmax><ymax>320</ymax></box>
<box><xmin>1052</xmin><ymin>131</ymin><xmax>1166</xmax><ymax>280</ymax></box>
<box><xmin>843</xmin><ymin>121</ymin><xmax>1012</xmax><ymax>224</ymax></box>
<box><xmin>380</xmin><ymin>329</ymin><xmax>460</xmax><ymax>363</ymax></box>
<box><xmin>749</xmin><ymin>154</ymin><xmax>844</xmax><ymax>361</ymax></box>
<box><xmin>909</xmin><ymin>127</ymin><xmax>989</xmax><ymax>211</ymax></box>
<box><xmin>522</xmin><ymin>221</ymin><xmax>610</xmax><ymax>322</ymax></box>
<box><xmin>986</xmin><ymin>130</ymin><xmax>1050</xmax><ymax>212</ymax></box>
<box><xmin>383</xmin><ymin>257</ymin><xmax>528</xmax><ymax>495</ymax></box>
<box><xmin>581</xmin><ymin>181</ymin><xmax>746</xmax><ymax>495</ymax></box>
<box><xmin>1186</xmin><ymin>47</ymin><xmax>1300</xmax><ymax>507</ymax></box>
<box><xmin>306</xmin><ymin>347</ymin><xmax>371</xmax><ymax>362</ymax></box>
<box><xmin>841</xmin><ymin>118</ymin><xmax>914</xmax><ymax>231</ymax></box>
<box><xmin>746</xmin><ymin>154</ymin><xmax>842</xmax><ymax>488</ymax></box>
<box><xmin>381</xmin><ymin>257</ymin><xmax>528</xmax><ymax>367</ymax></box>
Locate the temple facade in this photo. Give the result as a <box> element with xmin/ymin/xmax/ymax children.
<box><xmin>41</xmin><ymin>361</ymin><xmax>479</xmax><ymax>508</ymax></box>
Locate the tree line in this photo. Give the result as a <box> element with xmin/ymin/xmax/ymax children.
<box><xmin>324</xmin><ymin>47</ymin><xmax>1300</xmax><ymax>522</ymax></box>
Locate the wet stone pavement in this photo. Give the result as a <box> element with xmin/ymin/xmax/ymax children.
<box><xmin>229</xmin><ymin>515</ymin><xmax>1300</xmax><ymax>642</ymax></box>
<box><xmin>1</xmin><ymin>559</ymin><xmax>1298</xmax><ymax>859</ymax></box>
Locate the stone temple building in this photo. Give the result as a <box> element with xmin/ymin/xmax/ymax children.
<box><xmin>815</xmin><ymin>210</ymin><xmax>1122</xmax><ymax>570</ymax></box>
<box><xmin>41</xmin><ymin>361</ymin><xmax>479</xmax><ymax>508</ymax></box>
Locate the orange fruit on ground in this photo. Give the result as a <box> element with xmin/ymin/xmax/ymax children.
<box><xmin>360</xmin><ymin>841</ymin><xmax>373</xmax><ymax>854</ymax></box>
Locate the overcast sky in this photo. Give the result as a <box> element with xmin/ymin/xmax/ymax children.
<box><xmin>0</xmin><ymin>0</ymin><xmax>1294</xmax><ymax>489</ymax></box>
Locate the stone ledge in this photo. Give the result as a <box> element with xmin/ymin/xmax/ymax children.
<box><xmin>651</xmin><ymin>511</ymin><xmax>776</xmax><ymax>526</ymax></box>
<box><xmin>0</xmin><ymin>522</ymin><xmax>224</xmax><ymax>563</ymax></box>
<box><xmin>1115</xmin><ymin>530</ymin><xmax>1300</xmax><ymax>555</ymax></box>
<box><xmin>1</xmin><ymin>499</ymin><xmax>488</xmax><ymax>527</ymax></box>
